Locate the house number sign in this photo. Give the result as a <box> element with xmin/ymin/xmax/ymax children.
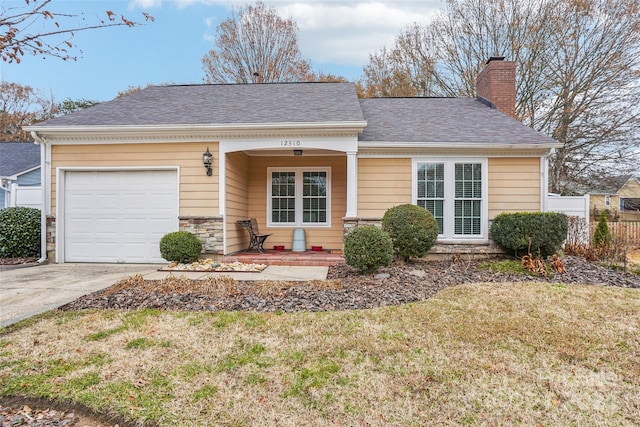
<box><xmin>280</xmin><ymin>140</ymin><xmax>301</xmax><ymax>146</ymax></box>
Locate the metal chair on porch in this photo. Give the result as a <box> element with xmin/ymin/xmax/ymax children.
<box><xmin>236</xmin><ymin>219</ymin><xmax>272</xmax><ymax>253</ymax></box>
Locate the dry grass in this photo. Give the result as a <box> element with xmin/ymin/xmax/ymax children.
<box><xmin>107</xmin><ymin>274</ymin><xmax>344</xmax><ymax>299</ymax></box>
<box><xmin>1</xmin><ymin>282</ymin><xmax>639</xmax><ymax>426</ymax></box>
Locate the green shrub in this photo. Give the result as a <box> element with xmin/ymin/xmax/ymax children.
<box><xmin>0</xmin><ymin>207</ymin><xmax>41</xmax><ymax>258</ymax></box>
<box><xmin>490</xmin><ymin>212</ymin><xmax>568</xmax><ymax>258</ymax></box>
<box><xmin>381</xmin><ymin>204</ymin><xmax>438</xmax><ymax>262</ymax></box>
<box><xmin>159</xmin><ymin>231</ymin><xmax>202</xmax><ymax>263</ymax></box>
<box><xmin>592</xmin><ymin>211</ymin><xmax>611</xmax><ymax>248</ymax></box>
<box><xmin>343</xmin><ymin>225</ymin><xmax>393</xmax><ymax>274</ymax></box>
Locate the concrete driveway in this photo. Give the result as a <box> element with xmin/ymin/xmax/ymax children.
<box><xmin>0</xmin><ymin>263</ymin><xmax>329</xmax><ymax>328</ymax></box>
<box><xmin>0</xmin><ymin>263</ymin><xmax>159</xmax><ymax>328</ymax></box>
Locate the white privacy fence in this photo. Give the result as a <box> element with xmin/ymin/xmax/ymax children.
<box><xmin>547</xmin><ymin>194</ymin><xmax>590</xmax><ymax>222</ymax></box>
<box><xmin>9</xmin><ymin>184</ymin><xmax>42</xmax><ymax>210</ymax></box>
<box><xmin>547</xmin><ymin>194</ymin><xmax>590</xmax><ymax>245</ymax></box>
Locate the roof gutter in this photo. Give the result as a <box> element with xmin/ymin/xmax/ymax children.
<box><xmin>358</xmin><ymin>141</ymin><xmax>564</xmax><ymax>150</ymax></box>
<box><xmin>23</xmin><ymin>121</ymin><xmax>368</xmax><ymax>136</ymax></box>
<box><xmin>30</xmin><ymin>131</ymin><xmax>48</xmax><ymax>265</ymax></box>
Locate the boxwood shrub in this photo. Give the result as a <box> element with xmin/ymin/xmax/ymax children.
<box><xmin>159</xmin><ymin>231</ymin><xmax>202</xmax><ymax>263</ymax></box>
<box><xmin>343</xmin><ymin>225</ymin><xmax>393</xmax><ymax>274</ymax></box>
<box><xmin>0</xmin><ymin>206</ymin><xmax>41</xmax><ymax>258</ymax></box>
<box><xmin>490</xmin><ymin>212</ymin><xmax>568</xmax><ymax>257</ymax></box>
<box><xmin>382</xmin><ymin>204</ymin><xmax>439</xmax><ymax>262</ymax></box>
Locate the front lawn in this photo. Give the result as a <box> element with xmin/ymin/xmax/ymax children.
<box><xmin>1</xmin><ymin>282</ymin><xmax>639</xmax><ymax>426</ymax></box>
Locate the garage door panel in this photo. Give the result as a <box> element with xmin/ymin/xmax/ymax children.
<box><xmin>66</xmin><ymin>217</ymin><xmax>93</xmax><ymax>231</ymax></box>
<box><xmin>94</xmin><ymin>218</ymin><xmax>121</xmax><ymax>232</ymax></box>
<box><xmin>92</xmin><ymin>243</ymin><xmax>121</xmax><ymax>262</ymax></box>
<box><xmin>122</xmin><ymin>222</ymin><xmax>147</xmax><ymax>236</ymax></box>
<box><xmin>122</xmin><ymin>194</ymin><xmax>148</xmax><ymax>209</ymax></box>
<box><xmin>97</xmin><ymin>196</ymin><xmax>121</xmax><ymax>210</ymax></box>
<box><xmin>64</xmin><ymin>170</ymin><xmax>178</xmax><ymax>263</ymax></box>
<box><xmin>118</xmin><ymin>243</ymin><xmax>147</xmax><ymax>257</ymax></box>
<box><xmin>67</xmin><ymin>194</ymin><xmax>94</xmax><ymax>209</ymax></box>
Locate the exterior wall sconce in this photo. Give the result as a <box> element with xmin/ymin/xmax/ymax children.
<box><xmin>202</xmin><ymin>147</ymin><xmax>213</xmax><ymax>176</ymax></box>
<box><xmin>293</xmin><ymin>149</ymin><xmax>303</xmax><ymax>156</ymax></box>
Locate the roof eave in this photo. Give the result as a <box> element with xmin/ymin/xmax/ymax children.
<box><xmin>358</xmin><ymin>141</ymin><xmax>563</xmax><ymax>150</ymax></box>
<box><xmin>3</xmin><ymin>165</ymin><xmax>41</xmax><ymax>180</ymax></box>
<box><xmin>24</xmin><ymin>121</ymin><xmax>368</xmax><ymax>138</ymax></box>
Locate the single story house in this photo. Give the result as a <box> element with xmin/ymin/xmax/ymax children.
<box><xmin>25</xmin><ymin>57</ymin><xmax>562</xmax><ymax>264</ymax></box>
<box><xmin>0</xmin><ymin>142</ymin><xmax>42</xmax><ymax>209</ymax></box>
<box><xmin>589</xmin><ymin>175</ymin><xmax>640</xmax><ymax>220</ymax></box>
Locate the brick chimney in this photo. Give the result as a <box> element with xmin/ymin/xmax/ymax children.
<box><xmin>476</xmin><ymin>56</ymin><xmax>516</xmax><ymax>118</ymax></box>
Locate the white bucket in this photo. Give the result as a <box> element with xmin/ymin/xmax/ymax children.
<box><xmin>292</xmin><ymin>228</ymin><xmax>306</xmax><ymax>252</ymax></box>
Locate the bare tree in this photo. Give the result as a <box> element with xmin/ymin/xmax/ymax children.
<box><xmin>362</xmin><ymin>46</ymin><xmax>419</xmax><ymax>97</ymax></box>
<box><xmin>1</xmin><ymin>0</ymin><xmax>153</xmax><ymax>63</ymax></box>
<box><xmin>0</xmin><ymin>82</ymin><xmax>50</xmax><ymax>141</ymax></box>
<box><xmin>201</xmin><ymin>1</ymin><xmax>312</xmax><ymax>84</ymax></box>
<box><xmin>360</xmin><ymin>0</ymin><xmax>640</xmax><ymax>194</ymax></box>
<box><xmin>302</xmin><ymin>72</ymin><xmax>349</xmax><ymax>83</ymax></box>
<box><xmin>535</xmin><ymin>0</ymin><xmax>640</xmax><ymax>194</ymax></box>
<box><xmin>0</xmin><ymin>82</ymin><xmax>103</xmax><ymax>141</ymax></box>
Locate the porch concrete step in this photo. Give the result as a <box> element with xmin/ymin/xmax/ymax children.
<box><xmin>222</xmin><ymin>250</ymin><xmax>345</xmax><ymax>267</ymax></box>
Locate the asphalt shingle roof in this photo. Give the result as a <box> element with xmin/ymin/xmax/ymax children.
<box><xmin>590</xmin><ymin>174</ymin><xmax>636</xmax><ymax>194</ymax></box>
<box><xmin>0</xmin><ymin>142</ymin><xmax>40</xmax><ymax>177</ymax></box>
<box><xmin>358</xmin><ymin>97</ymin><xmax>557</xmax><ymax>145</ymax></box>
<box><xmin>29</xmin><ymin>82</ymin><xmax>558</xmax><ymax>147</ymax></box>
<box><xmin>31</xmin><ymin>82</ymin><xmax>365</xmax><ymax>127</ymax></box>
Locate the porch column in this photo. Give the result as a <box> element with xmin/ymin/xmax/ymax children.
<box><xmin>346</xmin><ymin>151</ymin><xmax>358</xmax><ymax>217</ymax></box>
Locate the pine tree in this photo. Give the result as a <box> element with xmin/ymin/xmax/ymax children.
<box><xmin>592</xmin><ymin>211</ymin><xmax>611</xmax><ymax>248</ymax></box>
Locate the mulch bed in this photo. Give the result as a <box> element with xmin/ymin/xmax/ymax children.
<box><xmin>58</xmin><ymin>256</ymin><xmax>639</xmax><ymax>314</ymax></box>
<box><xmin>0</xmin><ymin>257</ymin><xmax>39</xmax><ymax>267</ymax></box>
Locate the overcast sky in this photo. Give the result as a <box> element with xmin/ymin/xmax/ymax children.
<box><xmin>1</xmin><ymin>0</ymin><xmax>443</xmax><ymax>102</ymax></box>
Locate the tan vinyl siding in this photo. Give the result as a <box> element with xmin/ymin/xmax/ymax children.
<box><xmin>590</xmin><ymin>194</ymin><xmax>607</xmax><ymax>208</ymax></box>
<box><xmin>50</xmin><ymin>142</ymin><xmax>219</xmax><ymax>216</ymax></box>
<box><xmin>225</xmin><ymin>152</ymin><xmax>250</xmax><ymax>253</ymax></box>
<box><xmin>358</xmin><ymin>158</ymin><xmax>412</xmax><ymax>217</ymax></box>
<box><xmin>619</xmin><ymin>179</ymin><xmax>640</xmax><ymax>198</ymax></box>
<box><xmin>244</xmin><ymin>156</ymin><xmax>346</xmax><ymax>250</ymax></box>
<box><xmin>488</xmin><ymin>157</ymin><xmax>540</xmax><ymax>218</ymax></box>
<box><xmin>590</xmin><ymin>194</ymin><xmax>619</xmax><ymax>213</ymax></box>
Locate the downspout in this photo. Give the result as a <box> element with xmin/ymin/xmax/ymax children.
<box><xmin>31</xmin><ymin>131</ymin><xmax>48</xmax><ymax>264</ymax></box>
<box><xmin>541</xmin><ymin>148</ymin><xmax>555</xmax><ymax>212</ymax></box>
<box><xmin>218</xmin><ymin>142</ymin><xmax>227</xmax><ymax>255</ymax></box>
<box><xmin>0</xmin><ymin>178</ymin><xmax>9</xmax><ymax>208</ymax></box>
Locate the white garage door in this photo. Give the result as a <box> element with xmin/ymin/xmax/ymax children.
<box><xmin>63</xmin><ymin>170</ymin><xmax>178</xmax><ymax>263</ymax></box>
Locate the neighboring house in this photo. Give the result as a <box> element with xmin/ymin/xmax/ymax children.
<box><xmin>589</xmin><ymin>175</ymin><xmax>640</xmax><ymax>220</ymax></box>
<box><xmin>25</xmin><ymin>57</ymin><xmax>562</xmax><ymax>264</ymax></box>
<box><xmin>0</xmin><ymin>142</ymin><xmax>41</xmax><ymax>209</ymax></box>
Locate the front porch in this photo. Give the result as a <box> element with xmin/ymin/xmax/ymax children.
<box><xmin>219</xmin><ymin>130</ymin><xmax>360</xmax><ymax>257</ymax></box>
<box><xmin>222</xmin><ymin>249</ymin><xmax>345</xmax><ymax>266</ymax></box>
<box><xmin>220</xmin><ymin>242</ymin><xmax>506</xmax><ymax>267</ymax></box>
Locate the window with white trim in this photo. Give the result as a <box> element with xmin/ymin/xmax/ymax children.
<box><xmin>414</xmin><ymin>159</ymin><xmax>487</xmax><ymax>239</ymax></box>
<box><xmin>454</xmin><ymin>163</ymin><xmax>482</xmax><ymax>235</ymax></box>
<box><xmin>416</xmin><ymin>163</ymin><xmax>445</xmax><ymax>233</ymax></box>
<box><xmin>605</xmin><ymin>195</ymin><xmax>610</xmax><ymax>206</ymax></box>
<box><xmin>268</xmin><ymin>167</ymin><xmax>331</xmax><ymax>227</ymax></box>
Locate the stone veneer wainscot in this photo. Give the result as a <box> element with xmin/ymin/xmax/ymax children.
<box><xmin>179</xmin><ymin>216</ymin><xmax>224</xmax><ymax>254</ymax></box>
